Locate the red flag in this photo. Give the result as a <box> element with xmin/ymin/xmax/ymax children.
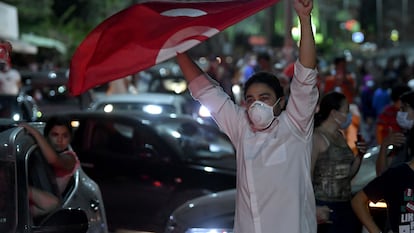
<box><xmin>68</xmin><ymin>0</ymin><xmax>280</xmax><ymax>96</ymax></box>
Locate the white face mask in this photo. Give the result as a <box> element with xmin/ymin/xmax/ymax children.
<box><xmin>396</xmin><ymin>111</ymin><xmax>414</xmax><ymax>130</ymax></box>
<box><xmin>248</xmin><ymin>98</ymin><xmax>280</xmax><ymax>130</ymax></box>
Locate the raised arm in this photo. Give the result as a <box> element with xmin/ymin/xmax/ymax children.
<box><xmin>294</xmin><ymin>0</ymin><xmax>316</xmax><ymax>69</ymax></box>
<box><xmin>176</xmin><ymin>53</ymin><xmax>204</xmax><ymax>83</ymax></box>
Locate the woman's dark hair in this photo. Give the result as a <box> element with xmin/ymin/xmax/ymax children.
<box><xmin>400</xmin><ymin>90</ymin><xmax>414</xmax><ymax>109</ymax></box>
<box><xmin>44</xmin><ymin>116</ymin><xmax>73</xmax><ymax>137</ymax></box>
<box><xmin>314</xmin><ymin>92</ymin><xmax>346</xmax><ymax>127</ymax></box>
<box><xmin>243</xmin><ymin>71</ymin><xmax>284</xmax><ymax>99</ymax></box>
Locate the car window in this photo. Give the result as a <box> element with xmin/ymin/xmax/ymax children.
<box><xmin>0</xmin><ymin>160</ymin><xmax>16</xmax><ymax>233</ymax></box>
<box><xmin>154</xmin><ymin>121</ymin><xmax>235</xmax><ymax>160</ymax></box>
<box><xmin>91</xmin><ymin>121</ymin><xmax>135</xmax><ymax>156</ymax></box>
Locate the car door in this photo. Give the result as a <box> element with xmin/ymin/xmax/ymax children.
<box><xmin>72</xmin><ymin>116</ymin><xmax>177</xmax><ymax>232</ymax></box>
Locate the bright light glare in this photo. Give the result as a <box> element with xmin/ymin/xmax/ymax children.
<box><xmin>143</xmin><ymin>105</ymin><xmax>163</xmax><ymax>114</ymax></box>
<box><xmin>171</xmin><ymin>131</ymin><xmax>181</xmax><ymax>138</ymax></box>
<box><xmin>187</xmin><ymin>228</ymin><xmax>232</xmax><ymax>233</ymax></box>
<box><xmin>71</xmin><ymin>121</ymin><xmax>80</xmax><ymax>128</ymax></box>
<box><xmin>199</xmin><ymin>105</ymin><xmax>211</xmax><ymax>117</ymax></box>
<box><xmin>369</xmin><ymin>201</ymin><xmax>387</xmax><ymax>208</ymax></box>
<box><xmin>103</xmin><ymin>104</ymin><xmax>114</xmax><ymax>113</ymax></box>
<box><xmin>232</xmin><ymin>85</ymin><xmax>240</xmax><ymax>95</ymax></box>
<box><xmin>204</xmin><ymin>167</ymin><xmax>214</xmax><ymax>172</ymax></box>
<box><xmin>12</xmin><ymin>113</ymin><xmax>20</xmax><ymax>121</ymax></box>
<box><xmin>209</xmin><ymin>144</ymin><xmax>220</xmax><ymax>152</ymax></box>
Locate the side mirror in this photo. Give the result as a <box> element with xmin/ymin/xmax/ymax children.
<box><xmin>33</xmin><ymin>209</ymin><xmax>88</xmax><ymax>233</ymax></box>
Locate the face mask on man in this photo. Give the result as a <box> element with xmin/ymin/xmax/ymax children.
<box><xmin>335</xmin><ymin>112</ymin><xmax>353</xmax><ymax>129</ymax></box>
<box><xmin>248</xmin><ymin>98</ymin><xmax>280</xmax><ymax>130</ymax></box>
<box><xmin>396</xmin><ymin>111</ymin><xmax>414</xmax><ymax>130</ymax></box>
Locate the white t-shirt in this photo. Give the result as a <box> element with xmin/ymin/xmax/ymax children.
<box><xmin>0</xmin><ymin>68</ymin><xmax>21</xmax><ymax>95</ymax></box>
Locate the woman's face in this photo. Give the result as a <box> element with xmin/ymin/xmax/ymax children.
<box><xmin>48</xmin><ymin>125</ymin><xmax>71</xmax><ymax>152</ymax></box>
<box><xmin>332</xmin><ymin>100</ymin><xmax>350</xmax><ymax>124</ymax></box>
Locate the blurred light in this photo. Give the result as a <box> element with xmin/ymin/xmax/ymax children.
<box><xmin>171</xmin><ymin>130</ymin><xmax>181</xmax><ymax>138</ymax></box>
<box><xmin>71</xmin><ymin>121</ymin><xmax>80</xmax><ymax>128</ymax></box>
<box><xmin>57</xmin><ymin>85</ymin><xmax>66</xmax><ymax>93</ymax></box>
<box><xmin>209</xmin><ymin>144</ymin><xmax>220</xmax><ymax>152</ymax></box>
<box><xmin>204</xmin><ymin>167</ymin><xmax>214</xmax><ymax>172</ymax></box>
<box><xmin>143</xmin><ymin>104</ymin><xmax>163</xmax><ymax>114</ymax></box>
<box><xmin>188</xmin><ymin>203</ymin><xmax>195</xmax><ymax>208</ymax></box>
<box><xmin>232</xmin><ymin>84</ymin><xmax>241</xmax><ymax>96</ymax></box>
<box><xmin>291</xmin><ymin>26</ymin><xmax>300</xmax><ymax>41</ymax></box>
<box><xmin>163</xmin><ymin>79</ymin><xmax>187</xmax><ymax>94</ymax></box>
<box><xmin>186</xmin><ymin>228</ymin><xmax>232</xmax><ymax>233</ymax></box>
<box><xmin>36</xmin><ymin>111</ymin><xmax>42</xmax><ymax>118</ymax></box>
<box><xmin>48</xmin><ymin>72</ymin><xmax>57</xmax><ymax>79</ymax></box>
<box><xmin>103</xmin><ymin>104</ymin><xmax>114</xmax><ymax>113</ymax></box>
<box><xmin>199</xmin><ymin>105</ymin><xmax>211</xmax><ymax>117</ymax></box>
<box><xmin>352</xmin><ymin>32</ymin><xmax>364</xmax><ymax>43</ymax></box>
<box><xmin>12</xmin><ymin>113</ymin><xmax>20</xmax><ymax>121</ymax></box>
<box><xmin>344</xmin><ymin>19</ymin><xmax>360</xmax><ymax>32</ymax></box>
<box><xmin>153</xmin><ymin>181</ymin><xmax>162</xmax><ymax>187</ymax></box>
<box><xmin>390</xmin><ymin>29</ymin><xmax>399</xmax><ymax>42</ymax></box>
<box><xmin>369</xmin><ymin>201</ymin><xmax>387</xmax><ymax>208</ymax></box>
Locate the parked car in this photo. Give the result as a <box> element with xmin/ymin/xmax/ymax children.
<box><xmin>47</xmin><ymin>111</ymin><xmax>236</xmax><ymax>233</ymax></box>
<box><xmin>0</xmin><ymin>94</ymin><xmax>40</xmax><ymax>122</ymax></box>
<box><xmin>21</xmin><ymin>69</ymin><xmax>70</xmax><ymax>102</ymax></box>
<box><xmin>89</xmin><ymin>93</ymin><xmax>194</xmax><ymax>116</ymax></box>
<box><xmin>165</xmin><ymin>146</ymin><xmax>388</xmax><ymax>233</ymax></box>
<box><xmin>0</xmin><ymin>120</ymin><xmax>108</xmax><ymax>233</ymax></box>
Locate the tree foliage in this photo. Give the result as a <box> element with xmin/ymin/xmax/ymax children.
<box><xmin>3</xmin><ymin>0</ymin><xmax>134</xmax><ymax>63</ymax></box>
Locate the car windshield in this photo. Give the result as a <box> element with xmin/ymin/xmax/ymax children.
<box><xmin>0</xmin><ymin>160</ymin><xmax>16</xmax><ymax>233</ymax></box>
<box><xmin>96</xmin><ymin>102</ymin><xmax>177</xmax><ymax>115</ymax></box>
<box><xmin>154</xmin><ymin>120</ymin><xmax>235</xmax><ymax>161</ymax></box>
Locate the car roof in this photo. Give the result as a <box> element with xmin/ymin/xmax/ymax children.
<box><xmin>92</xmin><ymin>93</ymin><xmax>186</xmax><ymax>105</ymax></box>
<box><xmin>46</xmin><ymin>110</ymin><xmax>200</xmax><ymax>126</ymax></box>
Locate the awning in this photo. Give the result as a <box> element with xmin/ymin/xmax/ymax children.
<box><xmin>21</xmin><ymin>33</ymin><xmax>67</xmax><ymax>54</ymax></box>
<box><xmin>6</xmin><ymin>38</ymin><xmax>38</xmax><ymax>54</ymax></box>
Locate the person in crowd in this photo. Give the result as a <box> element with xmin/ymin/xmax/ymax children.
<box><xmin>311</xmin><ymin>91</ymin><xmax>366</xmax><ymax>233</ymax></box>
<box><xmin>20</xmin><ymin>116</ymin><xmax>80</xmax><ymax>217</ymax></box>
<box><xmin>375</xmin><ymin>84</ymin><xmax>411</xmax><ymax>145</ymax></box>
<box><xmin>359</xmin><ymin>70</ymin><xmax>376</xmax><ymax>145</ymax></box>
<box><xmin>176</xmin><ymin>0</ymin><xmax>318</xmax><ymax>232</ymax></box>
<box><xmin>372</xmin><ymin>80</ymin><xmax>391</xmax><ymax>117</ymax></box>
<box><xmin>376</xmin><ymin>90</ymin><xmax>414</xmax><ymax>175</ymax></box>
<box><xmin>0</xmin><ymin>40</ymin><xmax>21</xmax><ymax>95</ymax></box>
<box><xmin>323</xmin><ymin>56</ymin><xmax>356</xmax><ymax>103</ymax></box>
<box><xmin>322</xmin><ymin>56</ymin><xmax>360</xmax><ymax>154</ymax></box>
<box><xmin>352</xmin><ymin>127</ymin><xmax>414</xmax><ymax>233</ymax></box>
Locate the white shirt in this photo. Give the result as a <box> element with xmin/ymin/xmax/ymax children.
<box><xmin>188</xmin><ymin>60</ymin><xmax>319</xmax><ymax>233</ymax></box>
<box><xmin>0</xmin><ymin>68</ymin><xmax>21</xmax><ymax>95</ymax></box>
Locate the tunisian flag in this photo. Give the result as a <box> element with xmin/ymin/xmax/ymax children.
<box><xmin>68</xmin><ymin>0</ymin><xmax>280</xmax><ymax>96</ymax></box>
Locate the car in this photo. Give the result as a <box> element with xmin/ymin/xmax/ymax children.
<box><xmin>21</xmin><ymin>69</ymin><xmax>71</xmax><ymax>102</ymax></box>
<box><xmin>0</xmin><ymin>94</ymin><xmax>40</xmax><ymax>122</ymax></box>
<box><xmin>88</xmin><ymin>93</ymin><xmax>194</xmax><ymax>117</ymax></box>
<box><xmin>47</xmin><ymin>111</ymin><xmax>237</xmax><ymax>233</ymax></box>
<box><xmin>0</xmin><ymin>120</ymin><xmax>108</xmax><ymax>233</ymax></box>
<box><xmin>165</xmin><ymin>146</ymin><xmax>388</xmax><ymax>233</ymax></box>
